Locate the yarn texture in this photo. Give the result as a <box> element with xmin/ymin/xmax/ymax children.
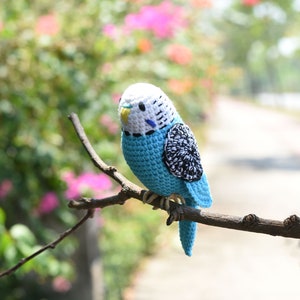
<box><xmin>119</xmin><ymin>83</ymin><xmax>213</xmax><ymax>256</ymax></box>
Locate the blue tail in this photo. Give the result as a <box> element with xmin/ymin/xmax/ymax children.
<box><xmin>179</xmin><ymin>198</ymin><xmax>198</xmax><ymax>256</ymax></box>
<box><xmin>179</xmin><ymin>219</ymin><xmax>197</xmax><ymax>256</ymax></box>
<box><xmin>179</xmin><ymin>173</ymin><xmax>213</xmax><ymax>256</ymax></box>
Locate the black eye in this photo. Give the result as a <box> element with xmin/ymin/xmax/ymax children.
<box><xmin>138</xmin><ymin>102</ymin><xmax>146</xmax><ymax>111</ymax></box>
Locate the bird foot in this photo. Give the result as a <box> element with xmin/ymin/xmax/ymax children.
<box><xmin>142</xmin><ymin>191</ymin><xmax>186</xmax><ymax>212</ymax></box>
<box><xmin>164</xmin><ymin>194</ymin><xmax>185</xmax><ymax>225</ymax></box>
<box><xmin>166</xmin><ymin>193</ymin><xmax>186</xmax><ymax>206</ymax></box>
<box><xmin>166</xmin><ymin>205</ymin><xmax>184</xmax><ymax>226</ymax></box>
<box><xmin>142</xmin><ymin>190</ymin><xmax>165</xmax><ymax>210</ymax></box>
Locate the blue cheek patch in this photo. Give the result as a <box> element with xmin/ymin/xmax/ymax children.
<box><xmin>146</xmin><ymin>119</ymin><xmax>156</xmax><ymax>128</ymax></box>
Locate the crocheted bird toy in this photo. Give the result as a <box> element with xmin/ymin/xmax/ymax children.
<box><xmin>118</xmin><ymin>82</ymin><xmax>213</xmax><ymax>256</ymax></box>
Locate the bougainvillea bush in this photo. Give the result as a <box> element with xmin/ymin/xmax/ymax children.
<box><xmin>0</xmin><ymin>0</ymin><xmax>223</xmax><ymax>298</ymax></box>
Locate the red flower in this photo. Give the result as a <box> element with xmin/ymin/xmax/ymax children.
<box><xmin>200</xmin><ymin>78</ymin><xmax>213</xmax><ymax>89</ymax></box>
<box><xmin>137</xmin><ymin>38</ymin><xmax>153</xmax><ymax>53</ymax></box>
<box><xmin>52</xmin><ymin>276</ymin><xmax>72</xmax><ymax>293</ymax></box>
<box><xmin>242</xmin><ymin>0</ymin><xmax>261</xmax><ymax>6</ymax></box>
<box><xmin>36</xmin><ymin>14</ymin><xmax>59</xmax><ymax>36</ymax></box>
<box><xmin>168</xmin><ymin>79</ymin><xmax>193</xmax><ymax>95</ymax></box>
<box><xmin>0</xmin><ymin>180</ymin><xmax>13</xmax><ymax>199</ymax></box>
<box><xmin>191</xmin><ymin>0</ymin><xmax>213</xmax><ymax>8</ymax></box>
<box><xmin>166</xmin><ymin>44</ymin><xmax>193</xmax><ymax>65</ymax></box>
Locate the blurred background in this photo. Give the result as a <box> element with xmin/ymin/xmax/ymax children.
<box><xmin>0</xmin><ymin>0</ymin><xmax>300</xmax><ymax>299</ymax></box>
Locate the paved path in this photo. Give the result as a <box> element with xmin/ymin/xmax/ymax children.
<box><xmin>127</xmin><ymin>97</ymin><xmax>300</xmax><ymax>300</ymax></box>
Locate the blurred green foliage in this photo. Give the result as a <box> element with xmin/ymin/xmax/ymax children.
<box><xmin>218</xmin><ymin>0</ymin><xmax>300</xmax><ymax>95</ymax></box>
<box><xmin>0</xmin><ymin>0</ymin><xmax>222</xmax><ymax>299</ymax></box>
<box><xmin>102</xmin><ymin>204</ymin><xmax>163</xmax><ymax>299</ymax></box>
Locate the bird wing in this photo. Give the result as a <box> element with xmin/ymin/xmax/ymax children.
<box><xmin>163</xmin><ymin>123</ymin><xmax>203</xmax><ymax>182</ymax></box>
<box><xmin>184</xmin><ymin>173</ymin><xmax>213</xmax><ymax>208</ymax></box>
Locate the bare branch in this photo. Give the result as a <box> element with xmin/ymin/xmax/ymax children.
<box><xmin>68</xmin><ymin>196</ymin><xmax>300</xmax><ymax>239</ymax></box>
<box><xmin>0</xmin><ymin>210</ymin><xmax>94</xmax><ymax>278</ymax></box>
<box><xmin>68</xmin><ymin>113</ymin><xmax>300</xmax><ymax>240</ymax></box>
<box><xmin>2</xmin><ymin>112</ymin><xmax>299</xmax><ymax>278</ymax></box>
<box><xmin>68</xmin><ymin>112</ymin><xmax>141</xmax><ymax>194</ymax></box>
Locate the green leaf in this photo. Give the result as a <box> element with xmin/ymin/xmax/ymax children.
<box><xmin>10</xmin><ymin>224</ymin><xmax>36</xmax><ymax>246</ymax></box>
<box><xmin>0</xmin><ymin>232</ymin><xmax>12</xmax><ymax>256</ymax></box>
<box><xmin>0</xmin><ymin>208</ymin><xmax>6</xmax><ymax>225</ymax></box>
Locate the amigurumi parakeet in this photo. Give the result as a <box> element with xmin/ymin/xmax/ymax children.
<box><xmin>118</xmin><ymin>83</ymin><xmax>212</xmax><ymax>256</ymax></box>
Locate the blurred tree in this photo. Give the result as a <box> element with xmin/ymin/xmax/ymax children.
<box><xmin>218</xmin><ymin>0</ymin><xmax>300</xmax><ymax>95</ymax></box>
<box><xmin>0</xmin><ymin>0</ymin><xmax>223</xmax><ymax>299</ymax></box>
<box><xmin>0</xmin><ymin>1</ymin><xmax>119</xmax><ymax>298</ymax></box>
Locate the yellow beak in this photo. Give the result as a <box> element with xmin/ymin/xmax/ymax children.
<box><xmin>120</xmin><ymin>107</ymin><xmax>131</xmax><ymax>125</ymax></box>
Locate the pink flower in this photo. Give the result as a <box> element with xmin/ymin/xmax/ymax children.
<box><xmin>103</xmin><ymin>24</ymin><xmax>118</xmax><ymax>39</ymax></box>
<box><xmin>63</xmin><ymin>171</ymin><xmax>113</xmax><ymax>199</ymax></box>
<box><xmin>36</xmin><ymin>14</ymin><xmax>59</xmax><ymax>36</ymax></box>
<box><xmin>38</xmin><ymin>192</ymin><xmax>59</xmax><ymax>215</ymax></box>
<box><xmin>0</xmin><ymin>180</ymin><xmax>13</xmax><ymax>199</ymax></box>
<box><xmin>112</xmin><ymin>93</ymin><xmax>121</xmax><ymax>104</ymax></box>
<box><xmin>242</xmin><ymin>0</ymin><xmax>260</xmax><ymax>6</ymax></box>
<box><xmin>200</xmin><ymin>78</ymin><xmax>213</xmax><ymax>89</ymax></box>
<box><xmin>100</xmin><ymin>114</ymin><xmax>119</xmax><ymax>134</ymax></box>
<box><xmin>52</xmin><ymin>276</ymin><xmax>72</xmax><ymax>293</ymax></box>
<box><xmin>166</xmin><ymin>44</ymin><xmax>193</xmax><ymax>65</ymax></box>
<box><xmin>101</xmin><ymin>63</ymin><xmax>112</xmax><ymax>74</ymax></box>
<box><xmin>78</xmin><ymin>172</ymin><xmax>112</xmax><ymax>193</ymax></box>
<box><xmin>62</xmin><ymin>172</ymin><xmax>78</xmax><ymax>199</ymax></box>
<box><xmin>124</xmin><ymin>1</ymin><xmax>186</xmax><ymax>39</ymax></box>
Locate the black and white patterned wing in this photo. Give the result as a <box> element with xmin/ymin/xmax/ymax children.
<box><xmin>163</xmin><ymin>123</ymin><xmax>203</xmax><ymax>182</ymax></box>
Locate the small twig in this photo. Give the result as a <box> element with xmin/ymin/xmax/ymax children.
<box><xmin>0</xmin><ymin>210</ymin><xmax>93</xmax><ymax>278</ymax></box>
<box><xmin>68</xmin><ymin>113</ymin><xmax>141</xmax><ymax>194</ymax></box>
<box><xmin>68</xmin><ymin>112</ymin><xmax>300</xmax><ymax>240</ymax></box>
<box><xmin>68</xmin><ymin>191</ymin><xmax>131</xmax><ymax>209</ymax></box>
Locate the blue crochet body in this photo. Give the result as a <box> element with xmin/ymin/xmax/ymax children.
<box><xmin>122</xmin><ymin>117</ymin><xmax>212</xmax><ymax>256</ymax></box>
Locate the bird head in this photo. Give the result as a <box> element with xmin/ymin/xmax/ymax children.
<box><xmin>118</xmin><ymin>83</ymin><xmax>177</xmax><ymax>136</ymax></box>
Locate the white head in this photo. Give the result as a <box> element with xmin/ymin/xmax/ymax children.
<box><xmin>119</xmin><ymin>83</ymin><xmax>178</xmax><ymax>136</ymax></box>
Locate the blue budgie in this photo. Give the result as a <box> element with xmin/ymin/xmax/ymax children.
<box><xmin>118</xmin><ymin>82</ymin><xmax>212</xmax><ymax>256</ymax></box>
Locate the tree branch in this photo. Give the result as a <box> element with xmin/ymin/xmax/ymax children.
<box><xmin>68</xmin><ymin>113</ymin><xmax>141</xmax><ymax>194</ymax></box>
<box><xmin>68</xmin><ymin>112</ymin><xmax>300</xmax><ymax>240</ymax></box>
<box><xmin>2</xmin><ymin>112</ymin><xmax>299</xmax><ymax>278</ymax></box>
<box><xmin>0</xmin><ymin>209</ymin><xmax>94</xmax><ymax>278</ymax></box>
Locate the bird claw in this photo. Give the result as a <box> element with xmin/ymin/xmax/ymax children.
<box><xmin>142</xmin><ymin>191</ymin><xmax>186</xmax><ymax>226</ymax></box>
<box><xmin>142</xmin><ymin>191</ymin><xmax>186</xmax><ymax>213</ymax></box>
<box><xmin>166</xmin><ymin>193</ymin><xmax>186</xmax><ymax>205</ymax></box>
<box><xmin>142</xmin><ymin>190</ymin><xmax>163</xmax><ymax>210</ymax></box>
<box><xmin>162</xmin><ymin>193</ymin><xmax>185</xmax><ymax>212</ymax></box>
<box><xmin>166</xmin><ymin>205</ymin><xmax>184</xmax><ymax>226</ymax></box>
